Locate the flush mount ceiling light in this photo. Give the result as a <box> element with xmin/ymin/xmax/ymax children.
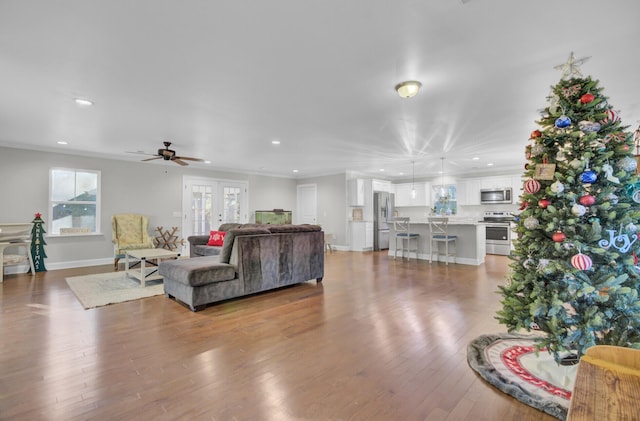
<box><xmin>74</xmin><ymin>98</ymin><xmax>93</xmax><ymax>106</ymax></box>
<box><xmin>395</xmin><ymin>81</ymin><xmax>422</xmax><ymax>99</ymax></box>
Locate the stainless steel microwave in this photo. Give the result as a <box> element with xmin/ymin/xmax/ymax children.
<box><xmin>480</xmin><ymin>188</ymin><xmax>512</xmax><ymax>204</ymax></box>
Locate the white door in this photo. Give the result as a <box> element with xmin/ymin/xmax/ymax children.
<box><xmin>183</xmin><ymin>176</ymin><xmax>248</xmax><ymax>255</ymax></box>
<box><xmin>296</xmin><ymin>184</ymin><xmax>317</xmax><ymax>224</ymax></box>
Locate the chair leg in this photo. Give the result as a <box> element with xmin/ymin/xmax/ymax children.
<box><xmin>114</xmin><ymin>257</ymin><xmax>119</xmax><ymax>271</ymax></box>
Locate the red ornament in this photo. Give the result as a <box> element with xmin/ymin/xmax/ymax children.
<box><xmin>552</xmin><ymin>231</ymin><xmax>566</xmax><ymax>242</ymax></box>
<box><xmin>580</xmin><ymin>93</ymin><xmax>595</xmax><ymax>104</ymax></box>
<box><xmin>530</xmin><ymin>130</ymin><xmax>542</xmax><ymax>139</ymax></box>
<box><xmin>579</xmin><ymin>195</ymin><xmax>596</xmax><ymax>206</ymax></box>
<box><xmin>617</xmin><ymin>144</ymin><xmax>630</xmax><ymax>152</ymax></box>
<box><xmin>571</xmin><ymin>253</ymin><xmax>593</xmax><ymax>270</ymax></box>
<box><xmin>524</xmin><ymin>179</ymin><xmax>541</xmax><ymax>194</ymax></box>
<box><xmin>538</xmin><ymin>198</ymin><xmax>551</xmax><ymax>209</ymax></box>
<box><xmin>519</xmin><ymin>201</ymin><xmax>529</xmax><ymax>210</ymax></box>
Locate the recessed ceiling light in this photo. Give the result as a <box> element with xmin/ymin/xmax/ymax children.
<box><xmin>395</xmin><ymin>81</ymin><xmax>422</xmax><ymax>99</ymax></box>
<box><xmin>271</xmin><ymin>140</ymin><xmax>281</xmax><ymax>145</ymax></box>
<box><xmin>487</xmin><ymin>163</ymin><xmax>494</xmax><ymax>166</ymax></box>
<box><xmin>379</xmin><ymin>169</ymin><xmax>385</xmax><ymax>172</ymax></box>
<box><xmin>204</xmin><ymin>160</ymin><xmax>211</xmax><ymax>164</ymax></box>
<box><xmin>74</xmin><ymin>98</ymin><xmax>93</xmax><ymax>106</ymax></box>
<box><xmin>57</xmin><ymin>141</ymin><xmax>68</xmax><ymax>145</ymax></box>
<box><xmin>472</xmin><ymin>157</ymin><xmax>480</xmax><ymax>161</ymax></box>
<box><xmin>399</xmin><ymin>172</ymin><xmax>405</xmax><ymax>175</ymax></box>
<box><xmin>292</xmin><ymin>169</ymin><xmax>299</xmax><ymax>173</ymax></box>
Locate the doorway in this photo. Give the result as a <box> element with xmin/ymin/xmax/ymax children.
<box><xmin>182</xmin><ymin>176</ymin><xmax>248</xmax><ymax>255</ymax></box>
<box><xmin>296</xmin><ymin>184</ymin><xmax>317</xmax><ymax>224</ymax></box>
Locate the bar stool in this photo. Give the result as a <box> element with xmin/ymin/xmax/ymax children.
<box><xmin>429</xmin><ymin>216</ymin><xmax>456</xmax><ymax>265</ymax></box>
<box><xmin>393</xmin><ymin>218</ymin><xmax>419</xmax><ymax>260</ymax></box>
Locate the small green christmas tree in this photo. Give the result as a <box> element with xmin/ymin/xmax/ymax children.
<box><xmin>497</xmin><ymin>53</ymin><xmax>640</xmax><ymax>362</ymax></box>
<box><xmin>31</xmin><ymin>212</ymin><xmax>47</xmax><ymax>272</ymax></box>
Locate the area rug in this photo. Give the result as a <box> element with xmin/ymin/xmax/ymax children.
<box><xmin>467</xmin><ymin>333</ymin><xmax>579</xmax><ymax>420</ymax></box>
<box><xmin>65</xmin><ymin>272</ymin><xmax>164</xmax><ymax>309</ymax></box>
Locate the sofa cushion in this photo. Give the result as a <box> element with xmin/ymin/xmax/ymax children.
<box><xmin>220</xmin><ymin>228</ymin><xmax>271</xmax><ymax>263</ymax></box>
<box><xmin>195</xmin><ymin>244</ymin><xmax>222</xmax><ymax>256</ymax></box>
<box><xmin>207</xmin><ymin>230</ymin><xmax>226</xmax><ymax>246</ymax></box>
<box><xmin>266</xmin><ymin>224</ymin><xmax>322</xmax><ymax>233</ymax></box>
<box><xmin>159</xmin><ymin>256</ymin><xmax>236</xmax><ymax>287</ymax></box>
<box><xmin>218</xmin><ymin>223</ymin><xmax>243</xmax><ymax>232</ymax></box>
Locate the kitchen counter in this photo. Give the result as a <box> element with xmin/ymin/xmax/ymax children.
<box><xmin>389</xmin><ymin>220</ymin><xmax>486</xmax><ymax>265</ymax></box>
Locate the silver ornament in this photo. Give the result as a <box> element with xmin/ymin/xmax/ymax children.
<box><xmin>569</xmin><ymin>159</ymin><xmax>583</xmax><ymax>169</ymax></box>
<box><xmin>618</xmin><ymin>157</ymin><xmax>638</xmax><ymax>172</ymax></box>
<box><xmin>605</xmin><ymin>193</ymin><xmax>619</xmax><ymax>204</ymax></box>
<box><xmin>571</xmin><ymin>203</ymin><xmax>587</xmax><ymax>216</ymax></box>
<box><xmin>626</xmin><ymin>223</ymin><xmax>637</xmax><ymax>233</ymax></box>
<box><xmin>550</xmin><ymin>181</ymin><xmax>565</xmax><ymax>194</ymax></box>
<box><xmin>523</xmin><ymin>216</ymin><xmax>539</xmax><ymax>230</ymax></box>
<box><xmin>531</xmin><ymin>144</ymin><xmax>545</xmax><ymax>156</ymax></box>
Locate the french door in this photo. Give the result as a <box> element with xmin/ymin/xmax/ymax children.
<box><xmin>182</xmin><ymin>176</ymin><xmax>248</xmax><ymax>255</ymax></box>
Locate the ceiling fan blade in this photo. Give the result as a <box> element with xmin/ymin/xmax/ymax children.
<box><xmin>172</xmin><ymin>158</ymin><xmax>189</xmax><ymax>166</ymax></box>
<box><xmin>142</xmin><ymin>156</ymin><xmax>162</xmax><ymax>162</ymax></box>
<box><xmin>175</xmin><ymin>156</ymin><xmax>204</xmax><ymax>162</ymax></box>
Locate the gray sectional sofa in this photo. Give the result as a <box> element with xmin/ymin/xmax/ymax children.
<box><xmin>159</xmin><ymin>224</ymin><xmax>324</xmax><ymax>311</ymax></box>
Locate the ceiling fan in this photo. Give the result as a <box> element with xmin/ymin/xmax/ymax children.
<box><xmin>135</xmin><ymin>141</ymin><xmax>205</xmax><ymax>166</ymax></box>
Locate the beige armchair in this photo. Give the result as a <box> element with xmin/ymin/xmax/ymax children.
<box><xmin>112</xmin><ymin>214</ymin><xmax>155</xmax><ymax>269</ymax></box>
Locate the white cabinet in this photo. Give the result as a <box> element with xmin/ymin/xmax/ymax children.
<box><xmin>372</xmin><ymin>179</ymin><xmax>392</xmax><ymax>193</ymax></box>
<box><xmin>457</xmin><ymin>179</ymin><xmax>482</xmax><ymax>206</ymax></box>
<box><xmin>350</xmin><ymin>221</ymin><xmax>373</xmax><ymax>251</ymax></box>
<box><xmin>511</xmin><ymin>175</ymin><xmax>524</xmax><ymax>202</ymax></box>
<box><xmin>347</xmin><ymin>179</ymin><xmax>365</xmax><ymax>206</ymax></box>
<box><xmin>394</xmin><ymin>182</ymin><xmax>432</xmax><ymax>207</ymax></box>
<box><xmin>481</xmin><ymin>177</ymin><xmax>511</xmax><ymax>190</ymax></box>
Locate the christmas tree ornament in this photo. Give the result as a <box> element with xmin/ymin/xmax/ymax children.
<box><xmin>590</xmin><ymin>139</ymin><xmax>606</xmax><ymax>151</ymax></box>
<box><xmin>556</xmin><ymin>149</ymin><xmax>567</xmax><ymax>161</ymax></box>
<box><xmin>538</xmin><ymin>198</ymin><xmax>551</xmax><ymax>209</ymax></box>
<box><xmin>605</xmin><ymin>193</ymin><xmax>619</xmax><ymax>204</ymax></box>
<box><xmin>580</xmin><ymin>169</ymin><xmax>597</xmax><ymax>184</ymax></box>
<box><xmin>552</xmin><ymin>231</ymin><xmax>566</xmax><ymax>242</ymax></box>
<box><xmin>524</xmin><ymin>179</ymin><xmax>541</xmax><ymax>194</ymax></box>
<box><xmin>579</xmin><ymin>195</ymin><xmax>595</xmax><ymax>206</ymax></box>
<box><xmin>548</xmin><ymin>93</ymin><xmax>560</xmax><ymax>115</ymax></box>
<box><xmin>617</xmin><ymin>144</ymin><xmax>630</xmax><ymax>153</ymax></box>
<box><xmin>530</xmin><ymin>322</ymin><xmax>540</xmax><ymax>330</ymax></box>
<box><xmin>571</xmin><ymin>203</ymin><xmax>587</xmax><ymax>216</ymax></box>
<box><xmin>604</xmin><ymin>132</ymin><xmax>627</xmax><ymax>143</ymax></box>
<box><xmin>563</xmin><ymin>242</ymin><xmax>576</xmax><ymax>250</ymax></box>
<box><xmin>580</xmin><ymin>93</ymin><xmax>595</xmax><ymax>104</ymax></box>
<box><xmin>523</xmin><ymin>216</ymin><xmax>539</xmax><ymax>230</ymax></box>
<box><xmin>633</xmin><ymin>190</ymin><xmax>640</xmax><ymax>204</ymax></box>
<box><xmin>601</xmin><ymin>109</ymin><xmax>620</xmax><ymax>124</ymax></box>
<box><xmin>555</xmin><ymin>115</ymin><xmax>572</xmax><ymax>128</ymax></box>
<box><xmin>617</xmin><ymin>156</ymin><xmax>637</xmax><ymax>172</ymax></box>
<box><xmin>531</xmin><ymin>144</ymin><xmax>545</xmax><ymax>156</ymax></box>
<box><xmin>571</xmin><ymin>252</ymin><xmax>593</xmax><ymax>270</ymax></box>
<box><xmin>550</xmin><ymin>181</ymin><xmax>565</xmax><ymax>194</ymax></box>
<box><xmin>598</xmin><ymin>228</ymin><xmax>638</xmax><ymax>253</ymax></box>
<box><xmin>602</xmin><ymin>163</ymin><xmax>620</xmax><ymax>184</ymax></box>
<box><xmin>626</xmin><ymin>222</ymin><xmax>637</xmax><ymax>233</ymax></box>
<box><xmin>519</xmin><ymin>201</ymin><xmax>529</xmax><ymax>210</ymax></box>
<box><xmin>523</xmin><ymin>257</ymin><xmax>535</xmax><ymax>269</ymax></box>
<box><xmin>561</xmin><ymin>83</ymin><xmax>582</xmax><ymax>98</ymax></box>
<box><xmin>579</xmin><ymin>120</ymin><xmax>601</xmax><ymax>133</ymax></box>
<box><xmin>569</xmin><ymin>159</ymin><xmax>583</xmax><ymax>169</ymax></box>
<box><xmin>530</xmin><ymin>129</ymin><xmax>542</xmax><ymax>139</ymax></box>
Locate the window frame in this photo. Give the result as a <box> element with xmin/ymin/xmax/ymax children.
<box><xmin>48</xmin><ymin>167</ymin><xmax>101</xmax><ymax>236</ymax></box>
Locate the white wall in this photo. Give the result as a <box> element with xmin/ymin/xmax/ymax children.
<box><xmin>297</xmin><ymin>173</ymin><xmax>347</xmax><ymax>246</ymax></box>
<box><xmin>0</xmin><ymin>146</ymin><xmax>297</xmax><ymax>269</ymax></box>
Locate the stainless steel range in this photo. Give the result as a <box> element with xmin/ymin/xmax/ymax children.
<box><xmin>480</xmin><ymin>211</ymin><xmax>514</xmax><ymax>255</ymax></box>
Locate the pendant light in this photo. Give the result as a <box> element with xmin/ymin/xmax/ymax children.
<box><xmin>411</xmin><ymin>160</ymin><xmax>416</xmax><ymax>199</ymax></box>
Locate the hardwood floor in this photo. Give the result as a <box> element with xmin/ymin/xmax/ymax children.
<box><xmin>0</xmin><ymin>252</ymin><xmax>556</xmax><ymax>420</ymax></box>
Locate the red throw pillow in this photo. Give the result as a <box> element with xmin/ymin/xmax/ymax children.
<box><xmin>207</xmin><ymin>230</ymin><xmax>226</xmax><ymax>246</ymax></box>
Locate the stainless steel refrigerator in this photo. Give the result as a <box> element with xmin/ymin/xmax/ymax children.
<box><xmin>373</xmin><ymin>191</ymin><xmax>395</xmax><ymax>250</ymax></box>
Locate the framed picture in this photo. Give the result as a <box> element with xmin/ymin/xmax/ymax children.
<box><xmin>534</xmin><ymin>163</ymin><xmax>556</xmax><ymax>180</ymax></box>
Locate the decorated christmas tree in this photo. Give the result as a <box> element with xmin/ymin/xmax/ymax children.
<box><xmin>30</xmin><ymin>212</ymin><xmax>47</xmax><ymax>272</ymax></box>
<box><xmin>497</xmin><ymin>53</ymin><xmax>640</xmax><ymax>362</ymax></box>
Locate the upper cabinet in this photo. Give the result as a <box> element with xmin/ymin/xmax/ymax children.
<box><xmin>457</xmin><ymin>179</ymin><xmax>482</xmax><ymax>206</ymax></box>
<box><xmin>372</xmin><ymin>179</ymin><xmax>392</xmax><ymax>193</ymax></box>
<box><xmin>480</xmin><ymin>177</ymin><xmax>512</xmax><ymax>189</ymax></box>
<box><xmin>394</xmin><ymin>182</ymin><xmax>432</xmax><ymax>207</ymax></box>
<box><xmin>347</xmin><ymin>178</ymin><xmax>365</xmax><ymax>206</ymax></box>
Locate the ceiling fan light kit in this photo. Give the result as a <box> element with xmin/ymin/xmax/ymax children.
<box><xmin>395</xmin><ymin>81</ymin><xmax>422</xmax><ymax>99</ymax></box>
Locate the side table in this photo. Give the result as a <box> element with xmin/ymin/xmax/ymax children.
<box><xmin>125</xmin><ymin>248</ymin><xmax>180</xmax><ymax>287</ymax></box>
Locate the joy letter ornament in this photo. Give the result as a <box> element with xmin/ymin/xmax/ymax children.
<box><xmin>598</xmin><ymin>229</ymin><xmax>638</xmax><ymax>253</ymax></box>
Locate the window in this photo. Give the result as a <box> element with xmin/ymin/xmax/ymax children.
<box><xmin>49</xmin><ymin>168</ymin><xmax>101</xmax><ymax>235</ymax></box>
<box><xmin>433</xmin><ymin>184</ymin><xmax>457</xmax><ymax>215</ymax></box>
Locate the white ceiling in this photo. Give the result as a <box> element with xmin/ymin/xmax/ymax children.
<box><xmin>1</xmin><ymin>0</ymin><xmax>639</xmax><ymax>180</ymax></box>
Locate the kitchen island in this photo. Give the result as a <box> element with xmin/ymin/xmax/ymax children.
<box><xmin>388</xmin><ymin>219</ymin><xmax>486</xmax><ymax>265</ymax></box>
